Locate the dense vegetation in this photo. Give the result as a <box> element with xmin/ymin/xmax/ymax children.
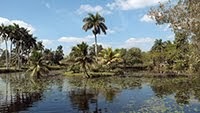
<box><xmin>0</xmin><ymin>0</ymin><xmax>199</xmax><ymax>78</ymax></box>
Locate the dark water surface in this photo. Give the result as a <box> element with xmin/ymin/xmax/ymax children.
<box><xmin>1</xmin><ymin>73</ymin><xmax>200</xmax><ymax>113</ymax></box>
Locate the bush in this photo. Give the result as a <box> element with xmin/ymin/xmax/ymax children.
<box><xmin>91</xmin><ymin>64</ymin><xmax>105</xmax><ymax>72</ymax></box>
<box><xmin>69</xmin><ymin>65</ymin><xmax>80</xmax><ymax>73</ymax></box>
<box><xmin>113</xmin><ymin>68</ymin><xmax>124</xmax><ymax>75</ymax></box>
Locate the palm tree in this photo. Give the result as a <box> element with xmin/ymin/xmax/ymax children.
<box><xmin>14</xmin><ymin>26</ymin><xmax>34</xmax><ymax>69</ymax></box>
<box><xmin>35</xmin><ymin>41</ymin><xmax>44</xmax><ymax>53</ymax></box>
<box><xmin>27</xmin><ymin>50</ymin><xmax>49</xmax><ymax>79</ymax></box>
<box><xmin>151</xmin><ymin>39</ymin><xmax>166</xmax><ymax>73</ymax></box>
<box><xmin>151</xmin><ymin>39</ymin><xmax>165</xmax><ymax>52</ymax></box>
<box><xmin>0</xmin><ymin>24</ymin><xmax>9</xmax><ymax>69</ymax></box>
<box><xmin>70</xmin><ymin>42</ymin><xmax>95</xmax><ymax>77</ymax></box>
<box><xmin>82</xmin><ymin>13</ymin><xmax>107</xmax><ymax>56</ymax></box>
<box><xmin>99</xmin><ymin>48</ymin><xmax>122</xmax><ymax>70</ymax></box>
<box><xmin>6</xmin><ymin>24</ymin><xmax>16</xmax><ymax>68</ymax></box>
<box><xmin>25</xmin><ymin>35</ymin><xmax>37</xmax><ymax>65</ymax></box>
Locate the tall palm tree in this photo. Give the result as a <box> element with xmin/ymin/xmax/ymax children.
<box><xmin>71</xmin><ymin>42</ymin><xmax>95</xmax><ymax>77</ymax></box>
<box><xmin>0</xmin><ymin>24</ymin><xmax>9</xmax><ymax>69</ymax></box>
<box><xmin>99</xmin><ymin>48</ymin><xmax>122</xmax><ymax>69</ymax></box>
<box><xmin>12</xmin><ymin>24</ymin><xmax>33</xmax><ymax>69</ymax></box>
<box><xmin>82</xmin><ymin>13</ymin><xmax>107</xmax><ymax>56</ymax></box>
<box><xmin>6</xmin><ymin>24</ymin><xmax>16</xmax><ymax>68</ymax></box>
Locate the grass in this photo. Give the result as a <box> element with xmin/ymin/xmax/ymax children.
<box><xmin>64</xmin><ymin>71</ymin><xmax>115</xmax><ymax>78</ymax></box>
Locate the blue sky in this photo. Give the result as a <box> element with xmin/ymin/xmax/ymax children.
<box><xmin>0</xmin><ymin>0</ymin><xmax>174</xmax><ymax>54</ymax></box>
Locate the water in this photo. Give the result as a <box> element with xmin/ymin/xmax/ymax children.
<box><xmin>0</xmin><ymin>73</ymin><xmax>200</xmax><ymax>113</ymax></box>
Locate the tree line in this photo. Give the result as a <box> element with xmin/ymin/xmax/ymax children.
<box><xmin>1</xmin><ymin>0</ymin><xmax>199</xmax><ymax>78</ymax></box>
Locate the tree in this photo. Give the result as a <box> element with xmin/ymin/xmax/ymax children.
<box><xmin>89</xmin><ymin>44</ymin><xmax>103</xmax><ymax>56</ymax></box>
<box><xmin>150</xmin><ymin>39</ymin><xmax>166</xmax><ymax>73</ymax></box>
<box><xmin>27</xmin><ymin>50</ymin><xmax>49</xmax><ymax>79</ymax></box>
<box><xmin>53</xmin><ymin>45</ymin><xmax>64</xmax><ymax>65</ymax></box>
<box><xmin>116</xmin><ymin>48</ymin><xmax>127</xmax><ymax>68</ymax></box>
<box><xmin>43</xmin><ymin>48</ymin><xmax>54</xmax><ymax>65</ymax></box>
<box><xmin>70</xmin><ymin>42</ymin><xmax>95</xmax><ymax>77</ymax></box>
<box><xmin>149</xmin><ymin>0</ymin><xmax>200</xmax><ymax>73</ymax></box>
<box><xmin>82</xmin><ymin>13</ymin><xmax>107</xmax><ymax>56</ymax></box>
<box><xmin>99</xmin><ymin>48</ymin><xmax>122</xmax><ymax>70</ymax></box>
<box><xmin>35</xmin><ymin>41</ymin><xmax>44</xmax><ymax>53</ymax></box>
<box><xmin>14</xmin><ymin>26</ymin><xmax>34</xmax><ymax>69</ymax></box>
<box><xmin>0</xmin><ymin>24</ymin><xmax>9</xmax><ymax>69</ymax></box>
<box><xmin>126</xmin><ymin>47</ymin><xmax>143</xmax><ymax>65</ymax></box>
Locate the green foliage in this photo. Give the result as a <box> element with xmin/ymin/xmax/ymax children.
<box><xmin>89</xmin><ymin>44</ymin><xmax>103</xmax><ymax>56</ymax></box>
<box><xmin>0</xmin><ymin>23</ymin><xmax>36</xmax><ymax>69</ymax></box>
<box><xmin>149</xmin><ymin>0</ymin><xmax>200</xmax><ymax>73</ymax></box>
<box><xmin>126</xmin><ymin>47</ymin><xmax>143</xmax><ymax>65</ymax></box>
<box><xmin>69</xmin><ymin>65</ymin><xmax>81</xmax><ymax>73</ymax></box>
<box><xmin>27</xmin><ymin>50</ymin><xmax>49</xmax><ymax>78</ymax></box>
<box><xmin>98</xmin><ymin>48</ymin><xmax>122</xmax><ymax>70</ymax></box>
<box><xmin>53</xmin><ymin>45</ymin><xmax>64</xmax><ymax>64</ymax></box>
<box><xmin>69</xmin><ymin>42</ymin><xmax>95</xmax><ymax>77</ymax></box>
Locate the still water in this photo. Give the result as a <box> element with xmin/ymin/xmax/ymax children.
<box><xmin>0</xmin><ymin>72</ymin><xmax>200</xmax><ymax>113</ymax></box>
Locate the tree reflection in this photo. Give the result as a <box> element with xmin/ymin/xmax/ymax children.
<box><xmin>0</xmin><ymin>73</ymin><xmax>63</xmax><ymax>113</ymax></box>
<box><xmin>150</xmin><ymin>77</ymin><xmax>200</xmax><ymax>105</ymax></box>
<box><xmin>69</xmin><ymin>88</ymin><xmax>96</xmax><ymax>112</ymax></box>
<box><xmin>67</xmin><ymin>76</ymin><xmax>142</xmax><ymax>112</ymax></box>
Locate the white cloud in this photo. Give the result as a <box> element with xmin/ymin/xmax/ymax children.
<box><xmin>11</xmin><ymin>20</ymin><xmax>35</xmax><ymax>33</ymax></box>
<box><xmin>140</xmin><ymin>14</ymin><xmax>154</xmax><ymax>23</ymax></box>
<box><xmin>92</xmin><ymin>42</ymin><xmax>111</xmax><ymax>48</ymax></box>
<box><xmin>123</xmin><ymin>37</ymin><xmax>155</xmax><ymax>51</ymax></box>
<box><xmin>77</xmin><ymin>4</ymin><xmax>112</xmax><ymax>15</ymax></box>
<box><xmin>0</xmin><ymin>17</ymin><xmax>35</xmax><ymax>33</ymax></box>
<box><xmin>58</xmin><ymin>36</ymin><xmax>90</xmax><ymax>43</ymax></box>
<box><xmin>107</xmin><ymin>29</ymin><xmax>115</xmax><ymax>34</ymax></box>
<box><xmin>39</xmin><ymin>39</ymin><xmax>53</xmax><ymax>46</ymax></box>
<box><xmin>107</xmin><ymin>0</ymin><xmax>168</xmax><ymax>10</ymax></box>
<box><xmin>0</xmin><ymin>17</ymin><xmax>10</xmax><ymax>25</ymax></box>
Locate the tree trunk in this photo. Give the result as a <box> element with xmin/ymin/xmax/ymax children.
<box><xmin>5</xmin><ymin>38</ymin><xmax>8</xmax><ymax>69</ymax></box>
<box><xmin>84</xmin><ymin>66</ymin><xmax>89</xmax><ymax>78</ymax></box>
<box><xmin>94</xmin><ymin>34</ymin><xmax>98</xmax><ymax>56</ymax></box>
<box><xmin>9</xmin><ymin>41</ymin><xmax>12</xmax><ymax>69</ymax></box>
<box><xmin>17</xmin><ymin>41</ymin><xmax>21</xmax><ymax>69</ymax></box>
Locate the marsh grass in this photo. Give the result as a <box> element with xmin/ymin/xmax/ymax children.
<box><xmin>64</xmin><ymin>71</ymin><xmax>115</xmax><ymax>78</ymax></box>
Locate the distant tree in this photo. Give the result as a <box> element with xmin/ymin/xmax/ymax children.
<box><xmin>99</xmin><ymin>48</ymin><xmax>122</xmax><ymax>70</ymax></box>
<box><xmin>89</xmin><ymin>44</ymin><xmax>103</xmax><ymax>56</ymax></box>
<box><xmin>53</xmin><ymin>45</ymin><xmax>64</xmax><ymax>65</ymax></box>
<box><xmin>27</xmin><ymin>50</ymin><xmax>49</xmax><ymax>78</ymax></box>
<box><xmin>126</xmin><ymin>47</ymin><xmax>143</xmax><ymax>65</ymax></box>
<box><xmin>70</xmin><ymin>42</ymin><xmax>95</xmax><ymax>77</ymax></box>
<box><xmin>43</xmin><ymin>48</ymin><xmax>54</xmax><ymax>65</ymax></box>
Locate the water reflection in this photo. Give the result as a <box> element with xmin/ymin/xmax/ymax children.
<box><xmin>150</xmin><ymin>77</ymin><xmax>200</xmax><ymax>105</ymax></box>
<box><xmin>0</xmin><ymin>73</ymin><xmax>63</xmax><ymax>113</ymax></box>
<box><xmin>0</xmin><ymin>73</ymin><xmax>200</xmax><ymax>113</ymax></box>
<box><xmin>67</xmin><ymin>77</ymin><xmax>143</xmax><ymax>113</ymax></box>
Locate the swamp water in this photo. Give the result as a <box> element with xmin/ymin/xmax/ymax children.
<box><xmin>0</xmin><ymin>73</ymin><xmax>200</xmax><ymax>113</ymax></box>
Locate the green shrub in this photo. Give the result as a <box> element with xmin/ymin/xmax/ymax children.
<box><xmin>113</xmin><ymin>68</ymin><xmax>124</xmax><ymax>75</ymax></box>
<box><xmin>69</xmin><ymin>65</ymin><xmax>80</xmax><ymax>73</ymax></box>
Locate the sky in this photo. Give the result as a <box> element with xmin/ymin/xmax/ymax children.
<box><xmin>0</xmin><ymin>0</ymin><xmax>174</xmax><ymax>54</ymax></box>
